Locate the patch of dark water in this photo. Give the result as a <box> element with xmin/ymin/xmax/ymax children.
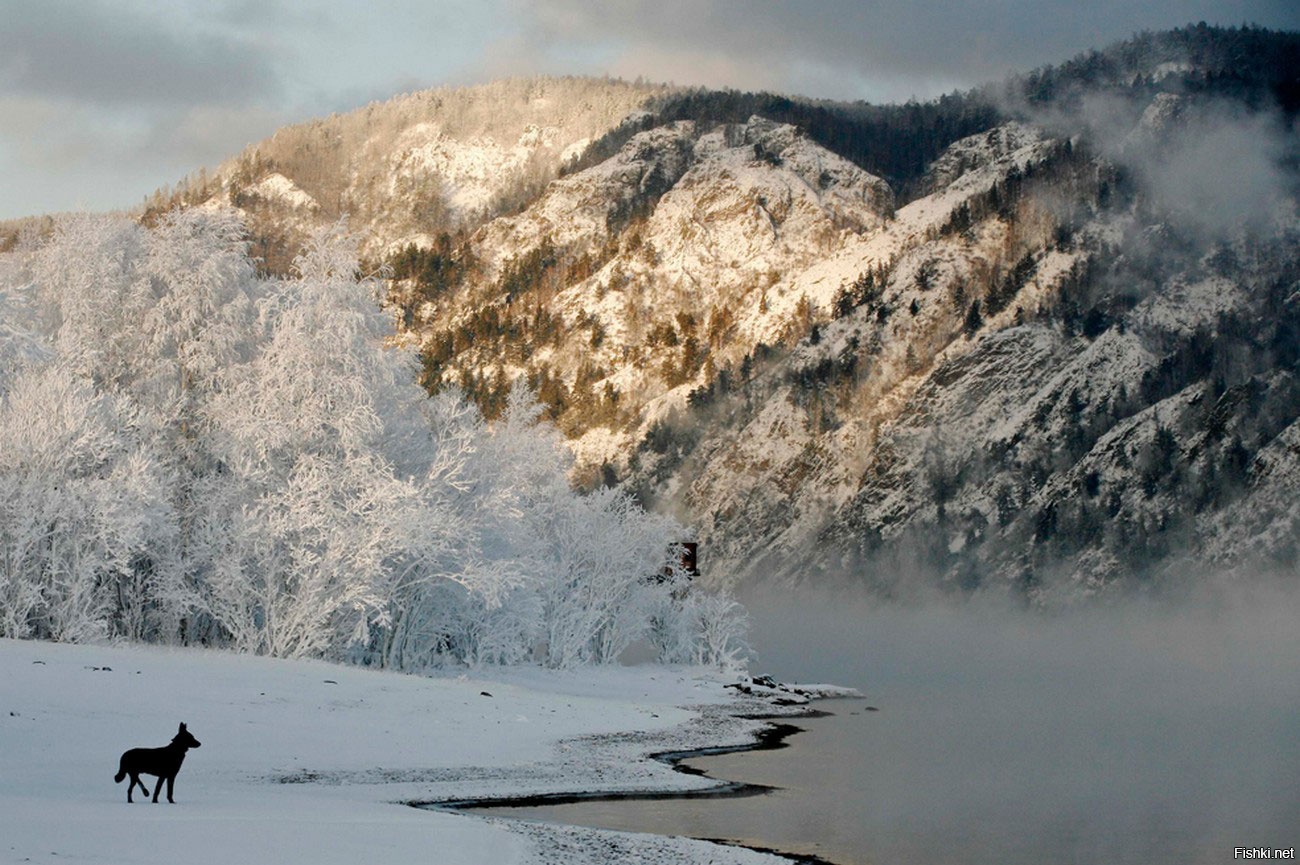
<box><xmin>432</xmin><ymin>718</ymin><xmax>808</xmax><ymax>809</ymax></box>
<box><xmin>465</xmin><ymin>703</ymin><xmax>862</xmax><ymax>864</ymax></box>
<box><xmin>423</xmin><ymin>715</ymin><xmax>839</xmax><ymax>864</ymax></box>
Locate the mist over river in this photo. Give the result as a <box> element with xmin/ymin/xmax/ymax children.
<box><xmin>485</xmin><ymin>584</ymin><xmax>1300</xmax><ymax>864</ymax></box>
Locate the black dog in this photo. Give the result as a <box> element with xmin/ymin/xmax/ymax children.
<box><xmin>114</xmin><ymin>722</ymin><xmax>201</xmax><ymax>803</ymax></box>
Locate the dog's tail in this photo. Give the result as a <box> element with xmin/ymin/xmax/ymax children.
<box><xmin>114</xmin><ymin>756</ymin><xmax>126</xmax><ymax>783</ymax></box>
<box><xmin>114</xmin><ymin>769</ymin><xmax>125</xmax><ymax>783</ymax></box>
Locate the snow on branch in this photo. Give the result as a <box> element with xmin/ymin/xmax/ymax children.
<box><xmin>0</xmin><ymin>211</ymin><xmax>747</xmax><ymax>670</ymax></box>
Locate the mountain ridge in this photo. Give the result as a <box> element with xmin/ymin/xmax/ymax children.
<box><xmin>8</xmin><ymin>24</ymin><xmax>1298</xmax><ymax>603</ymax></box>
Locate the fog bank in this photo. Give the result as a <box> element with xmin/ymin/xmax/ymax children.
<box><xmin>736</xmin><ymin>584</ymin><xmax>1300</xmax><ymax>862</ymax></box>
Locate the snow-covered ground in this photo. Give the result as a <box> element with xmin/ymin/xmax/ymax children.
<box><xmin>0</xmin><ymin>639</ymin><xmax>814</xmax><ymax>864</ymax></box>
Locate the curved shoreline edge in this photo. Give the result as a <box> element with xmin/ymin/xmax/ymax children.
<box><xmin>414</xmin><ymin>702</ymin><xmax>850</xmax><ymax>865</ymax></box>
<box><xmin>2</xmin><ymin>638</ymin><xmax>859</xmax><ymax>865</ymax></box>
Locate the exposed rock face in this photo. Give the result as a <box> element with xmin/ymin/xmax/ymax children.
<box><xmin>133</xmin><ymin>27</ymin><xmax>1300</xmax><ymax>603</ymax></box>
<box><xmin>439</xmin><ymin>90</ymin><xmax>1296</xmax><ymax>602</ymax></box>
<box><xmin>651</xmin><ymin>114</ymin><xmax>1300</xmax><ymax>601</ymax></box>
<box><xmin>404</xmin><ymin>113</ymin><xmax>898</xmax><ymax>468</ymax></box>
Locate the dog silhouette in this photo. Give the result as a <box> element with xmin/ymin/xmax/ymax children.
<box><xmin>114</xmin><ymin>722</ymin><xmax>201</xmax><ymax>803</ymax></box>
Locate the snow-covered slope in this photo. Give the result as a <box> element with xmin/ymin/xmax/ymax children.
<box><xmin>369</xmin><ymin>67</ymin><xmax>1300</xmax><ymax>602</ymax></box>
<box><xmin>642</xmin><ymin>115</ymin><xmax>1300</xmax><ymax>600</ymax></box>
<box><xmin>0</xmin><ymin>638</ymin><xmax>806</xmax><ymax>865</ymax></box>
<box><xmin>119</xmin><ymin>27</ymin><xmax>1300</xmax><ymax>604</ymax></box>
<box><xmin>153</xmin><ymin>77</ymin><xmax>673</xmax><ymax>265</ymax></box>
<box><xmin>411</xmin><ymin>114</ymin><xmax>896</xmax><ymax>450</ymax></box>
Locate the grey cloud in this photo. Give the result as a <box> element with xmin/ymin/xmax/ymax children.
<box><xmin>0</xmin><ymin>98</ymin><xmax>96</xmax><ymax>168</ymax></box>
<box><xmin>511</xmin><ymin>0</ymin><xmax>1300</xmax><ymax>100</ymax></box>
<box><xmin>1</xmin><ymin>0</ymin><xmax>280</xmax><ymax>108</ymax></box>
<box><xmin>133</xmin><ymin>104</ymin><xmax>286</xmax><ymax>169</ymax></box>
<box><xmin>0</xmin><ymin>97</ymin><xmax>278</xmax><ymax>180</ymax></box>
<box><xmin>205</xmin><ymin>0</ymin><xmax>333</xmax><ymax>34</ymax></box>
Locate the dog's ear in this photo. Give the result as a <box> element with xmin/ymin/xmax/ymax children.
<box><xmin>179</xmin><ymin>722</ymin><xmax>187</xmax><ymax>732</ymax></box>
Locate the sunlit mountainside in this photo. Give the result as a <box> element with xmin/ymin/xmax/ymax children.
<box><xmin>7</xmin><ymin>24</ymin><xmax>1299</xmax><ymax>604</ymax></box>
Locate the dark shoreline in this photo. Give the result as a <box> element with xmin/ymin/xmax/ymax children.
<box><xmin>411</xmin><ymin>706</ymin><xmax>842</xmax><ymax>865</ymax></box>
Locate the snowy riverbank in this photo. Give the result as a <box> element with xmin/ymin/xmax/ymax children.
<box><xmin>0</xmin><ymin>638</ymin><xmax>841</xmax><ymax>864</ymax></box>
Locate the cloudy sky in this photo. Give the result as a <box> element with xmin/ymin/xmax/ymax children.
<box><xmin>2</xmin><ymin>0</ymin><xmax>1296</xmax><ymax>220</ymax></box>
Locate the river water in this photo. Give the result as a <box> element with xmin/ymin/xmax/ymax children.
<box><xmin>482</xmin><ymin>588</ymin><xmax>1300</xmax><ymax>864</ymax></box>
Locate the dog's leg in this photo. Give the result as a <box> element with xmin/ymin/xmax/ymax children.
<box><xmin>166</xmin><ymin>775</ymin><xmax>175</xmax><ymax>804</ymax></box>
<box><xmin>152</xmin><ymin>776</ymin><xmax>165</xmax><ymax>803</ymax></box>
<box><xmin>129</xmin><ymin>774</ymin><xmax>147</xmax><ymax>803</ymax></box>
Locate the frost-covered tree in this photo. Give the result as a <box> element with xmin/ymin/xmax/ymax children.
<box><xmin>28</xmin><ymin>216</ymin><xmax>153</xmax><ymax>390</ymax></box>
<box><xmin>8</xmin><ymin>212</ymin><xmax>266</xmax><ymax>644</ymax></box>
<box><xmin>680</xmin><ymin>591</ymin><xmax>751</xmax><ymax>668</ymax></box>
<box><xmin>0</xmin><ymin>209</ymin><xmax>747</xmax><ymax>670</ymax></box>
<box><xmin>530</xmin><ymin>486</ymin><xmax>689</xmax><ymax>668</ymax></box>
<box><xmin>0</xmin><ymin>260</ymin><xmax>46</xmax><ymax>389</ymax></box>
<box><xmin>0</xmin><ymin>365</ymin><xmax>173</xmax><ymax>642</ymax></box>
<box><xmin>137</xmin><ymin>210</ymin><xmax>262</xmax><ymax>641</ymax></box>
<box><xmin>203</xmin><ymin>224</ymin><xmax>431</xmax><ymax>657</ymax></box>
<box><xmin>470</xmin><ymin>388</ymin><xmax>694</xmax><ymax>668</ymax></box>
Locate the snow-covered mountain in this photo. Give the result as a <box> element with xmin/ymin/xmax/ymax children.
<box><xmin>633</xmin><ymin>100</ymin><xmax>1300</xmax><ymax>601</ymax></box>
<box><xmin>145</xmin><ymin>77</ymin><xmax>673</xmax><ymax>270</ymax></box>
<box><xmin>45</xmin><ymin>25</ymin><xmax>1300</xmax><ymax>603</ymax></box>
<box><xmin>407</xmin><ymin>114</ymin><xmax>897</xmax><ymax>470</ymax></box>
